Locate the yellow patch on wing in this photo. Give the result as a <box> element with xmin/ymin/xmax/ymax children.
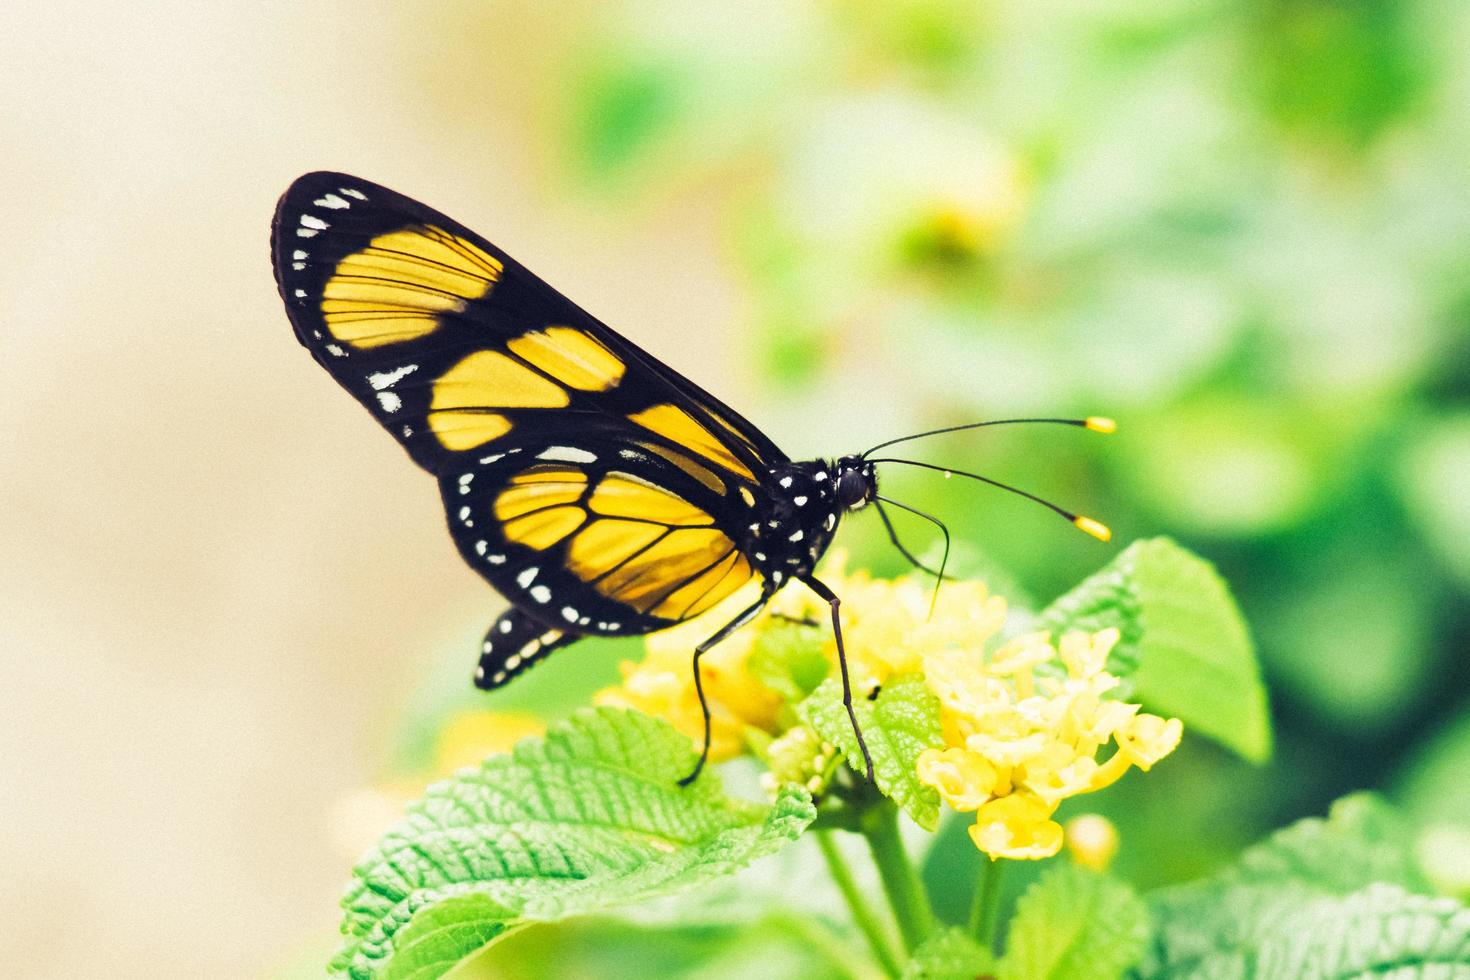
<box><xmin>429</xmin><ymin>350</ymin><xmax>571</xmax><ymax>450</ymax></box>
<box><xmin>627</xmin><ymin>404</ymin><xmax>755</xmax><ymax>482</ymax></box>
<box><xmin>650</xmin><ymin>550</ymin><xmax>752</xmax><ymax>620</ymax></box>
<box><xmin>503</xmin><ymin>506</ymin><xmax>585</xmax><ymax>550</ymax></box>
<box><xmin>321</xmin><ymin>225</ymin><xmax>502</xmax><ymax>349</ymax></box>
<box><xmin>638</xmin><ymin>442</ymin><xmax>726</xmax><ymax>496</ymax></box>
<box><xmin>566</xmin><ymin>519</ymin><xmax>667</xmax><ymax>582</ymax></box>
<box><xmin>508</xmin><ymin>327</ymin><xmax>625</xmax><ymax>392</ymax></box>
<box><xmin>493</xmin><ymin>470</ymin><xmax>588</xmax><ymax>521</ymax></box>
<box><xmin>588</xmin><ymin>473</ymin><xmax>714</xmax><ymax>527</ymax></box>
<box><xmin>595</xmin><ymin>528</ymin><xmax>739</xmax><ymax>612</ymax></box>
<box><xmin>426</xmin><ymin>410</ymin><xmax>512</xmax><ymax>452</ymax></box>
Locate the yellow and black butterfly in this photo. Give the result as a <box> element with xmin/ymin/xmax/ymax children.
<box><xmin>272</xmin><ymin>172</ymin><xmax>1112</xmax><ymax>784</ymax></box>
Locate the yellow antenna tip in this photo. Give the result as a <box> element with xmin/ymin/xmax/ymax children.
<box><xmin>1085</xmin><ymin>416</ymin><xmax>1117</xmax><ymax>434</ymax></box>
<box><xmin>1074</xmin><ymin>516</ymin><xmax>1112</xmax><ymax>542</ymax></box>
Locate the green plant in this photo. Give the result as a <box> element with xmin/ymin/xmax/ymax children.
<box><xmin>321</xmin><ymin>537</ymin><xmax>1470</xmax><ymax>977</ymax></box>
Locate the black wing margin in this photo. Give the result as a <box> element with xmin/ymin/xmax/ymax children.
<box><xmin>270</xmin><ymin>172</ymin><xmax>787</xmax><ymax>481</ymax></box>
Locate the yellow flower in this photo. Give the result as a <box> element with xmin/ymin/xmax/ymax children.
<box><xmin>915</xmin><ymin>621</ymin><xmax>1183</xmax><ymax>860</ymax></box>
<box><xmin>595</xmin><ymin>585</ymin><xmax>782</xmax><ymax>761</ymax></box>
<box><xmin>770</xmin><ymin>551</ymin><xmax>1009</xmax><ymax>688</ymax></box>
<box><xmin>1065</xmin><ymin>814</ymin><xmax>1120</xmax><ymax>872</ymax></box>
<box><xmin>916</xmin><ymin>747</ymin><xmax>998</xmax><ymax>811</ymax></box>
<box><xmin>970</xmin><ymin>793</ymin><xmax>1064</xmax><ymax>860</ymax></box>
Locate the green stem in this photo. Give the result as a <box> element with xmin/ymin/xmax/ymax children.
<box><xmin>967</xmin><ymin>855</ymin><xmax>1005</xmax><ymax>950</ymax></box>
<box><xmin>860</xmin><ymin>801</ymin><xmax>934</xmax><ymax>954</ymax></box>
<box><xmin>813</xmin><ymin>832</ymin><xmax>902</xmax><ymax>979</ymax></box>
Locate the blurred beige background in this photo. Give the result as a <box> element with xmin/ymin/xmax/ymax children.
<box><xmin>0</xmin><ymin>3</ymin><xmax>750</xmax><ymax>976</ymax></box>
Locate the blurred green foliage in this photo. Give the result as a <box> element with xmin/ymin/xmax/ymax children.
<box><xmin>375</xmin><ymin>0</ymin><xmax>1470</xmax><ymax>971</ymax></box>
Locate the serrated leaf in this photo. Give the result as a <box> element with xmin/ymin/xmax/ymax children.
<box><xmin>1039</xmin><ymin>537</ymin><xmax>1272</xmax><ymax>763</ymax></box>
<box><xmin>1144</xmin><ymin>883</ymin><xmax>1470</xmax><ymax>979</ymax></box>
<box><xmin>903</xmin><ymin>927</ymin><xmax>996</xmax><ymax>979</ymax></box>
<box><xmin>1144</xmin><ymin>795</ymin><xmax>1461</xmax><ymax>978</ymax></box>
<box><xmin>333</xmin><ymin>707</ymin><xmax>815</xmax><ymax>980</ymax></box>
<box><xmin>799</xmin><ymin>674</ymin><xmax>944</xmax><ymax>830</ymax></box>
<box><xmin>999</xmin><ymin>864</ymin><xmax>1149</xmax><ymax>980</ymax></box>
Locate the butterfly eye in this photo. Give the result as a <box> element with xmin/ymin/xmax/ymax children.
<box><xmin>837</xmin><ymin>469</ymin><xmax>869</xmax><ymax>508</ymax></box>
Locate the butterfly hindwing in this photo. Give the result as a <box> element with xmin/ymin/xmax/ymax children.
<box><xmin>271</xmin><ymin>172</ymin><xmax>786</xmax><ymax>484</ymax></box>
<box><xmin>443</xmin><ymin>432</ymin><xmax>756</xmax><ymax>639</ymax></box>
<box><xmin>474</xmin><ymin>608</ymin><xmax>575</xmax><ymax>690</ymax></box>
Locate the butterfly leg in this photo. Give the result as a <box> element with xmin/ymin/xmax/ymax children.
<box><xmin>473</xmin><ymin>608</ymin><xmax>575</xmax><ymax>690</ymax></box>
<box><xmin>677</xmin><ymin>595</ymin><xmax>771</xmax><ymax>787</ymax></box>
<box><xmin>801</xmin><ymin>576</ymin><xmax>876</xmax><ymax>782</ymax></box>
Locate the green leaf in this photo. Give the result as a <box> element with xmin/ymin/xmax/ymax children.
<box><xmin>902</xmin><ymin>927</ymin><xmax>996</xmax><ymax>979</ymax></box>
<box><xmin>379</xmin><ymin>895</ymin><xmax>518</xmax><ymax>980</ymax></box>
<box><xmin>1144</xmin><ymin>795</ymin><xmax>1459</xmax><ymax>978</ymax></box>
<box><xmin>1039</xmin><ymin>536</ymin><xmax>1272</xmax><ymax>763</ymax></box>
<box><xmin>1144</xmin><ymin>883</ymin><xmax>1470</xmax><ymax>978</ymax></box>
<box><xmin>799</xmin><ymin>674</ymin><xmax>944</xmax><ymax>830</ymax></box>
<box><xmin>1226</xmin><ymin>792</ymin><xmax>1431</xmax><ymax>896</ymax></box>
<box><xmin>747</xmin><ymin>620</ymin><xmax>831</xmax><ymax>703</ymax></box>
<box><xmin>999</xmin><ymin>864</ymin><xmax>1149</xmax><ymax>980</ymax></box>
<box><xmin>333</xmin><ymin>707</ymin><xmax>815</xmax><ymax>980</ymax></box>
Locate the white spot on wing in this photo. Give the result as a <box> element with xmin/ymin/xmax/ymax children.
<box><xmin>376</xmin><ymin>391</ymin><xmax>402</xmax><ymax>413</ymax></box>
<box><xmin>299</xmin><ymin>214</ymin><xmax>327</xmax><ymax>230</ymax></box>
<box><xmin>517</xmin><ymin>567</ymin><xmax>538</xmax><ymax>587</ymax></box>
<box><xmin>538</xmin><ymin>446</ymin><xmax>597</xmax><ymax>464</ymax></box>
<box><xmin>529</xmin><ymin>584</ymin><xmax>551</xmax><ymax>603</ymax></box>
<box><xmin>789</xmin><ymin>530</ymin><xmax>804</xmax><ymax>542</ymax></box>
<box><xmin>794</xmin><ymin>496</ymin><xmax>808</xmax><ymax>506</ymax></box>
<box><xmin>367</xmin><ymin>364</ymin><xmax>419</xmax><ymax>390</ymax></box>
<box><xmin>314</xmin><ymin>193</ymin><xmax>350</xmax><ymax>209</ymax></box>
<box><xmin>340</xmin><ymin>187</ymin><xmax>367</xmax><ymax>200</ymax></box>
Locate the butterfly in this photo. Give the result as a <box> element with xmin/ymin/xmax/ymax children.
<box><xmin>271</xmin><ymin>172</ymin><xmax>1113</xmax><ymax>784</ymax></box>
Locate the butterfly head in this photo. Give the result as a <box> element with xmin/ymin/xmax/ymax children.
<box><xmin>835</xmin><ymin>455</ymin><xmax>877</xmax><ymax>511</ymax></box>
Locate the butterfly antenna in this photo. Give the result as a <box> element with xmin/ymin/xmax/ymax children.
<box><xmin>861</xmin><ymin>416</ymin><xmax>1115</xmax><ymax>459</ymax></box>
<box><xmin>867</xmin><ymin>457</ymin><xmax>1112</xmax><ymax>542</ymax></box>
<box><xmin>875</xmin><ymin>495</ymin><xmax>951</xmax><ymax>618</ymax></box>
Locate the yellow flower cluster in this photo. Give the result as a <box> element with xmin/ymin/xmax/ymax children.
<box><xmin>766</xmin><ymin>552</ymin><xmax>1009</xmax><ymax>690</ymax></box>
<box><xmin>595</xmin><ymin>586</ymin><xmax>783</xmax><ymax>761</ymax></box>
<box><xmin>595</xmin><ymin>553</ymin><xmax>1180</xmax><ymax>861</ymax></box>
<box><xmin>917</xmin><ymin>628</ymin><xmax>1182</xmax><ymax>860</ymax></box>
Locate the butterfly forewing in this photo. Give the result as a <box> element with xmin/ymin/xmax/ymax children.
<box><xmin>271</xmin><ymin>172</ymin><xmax>784</xmax><ymax>481</ymax></box>
<box><xmin>272</xmin><ymin>172</ymin><xmax>772</xmax><ymax>646</ymax></box>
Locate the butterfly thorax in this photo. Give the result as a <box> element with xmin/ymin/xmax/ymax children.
<box><xmin>743</xmin><ymin>455</ymin><xmax>876</xmax><ymax>592</ymax></box>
